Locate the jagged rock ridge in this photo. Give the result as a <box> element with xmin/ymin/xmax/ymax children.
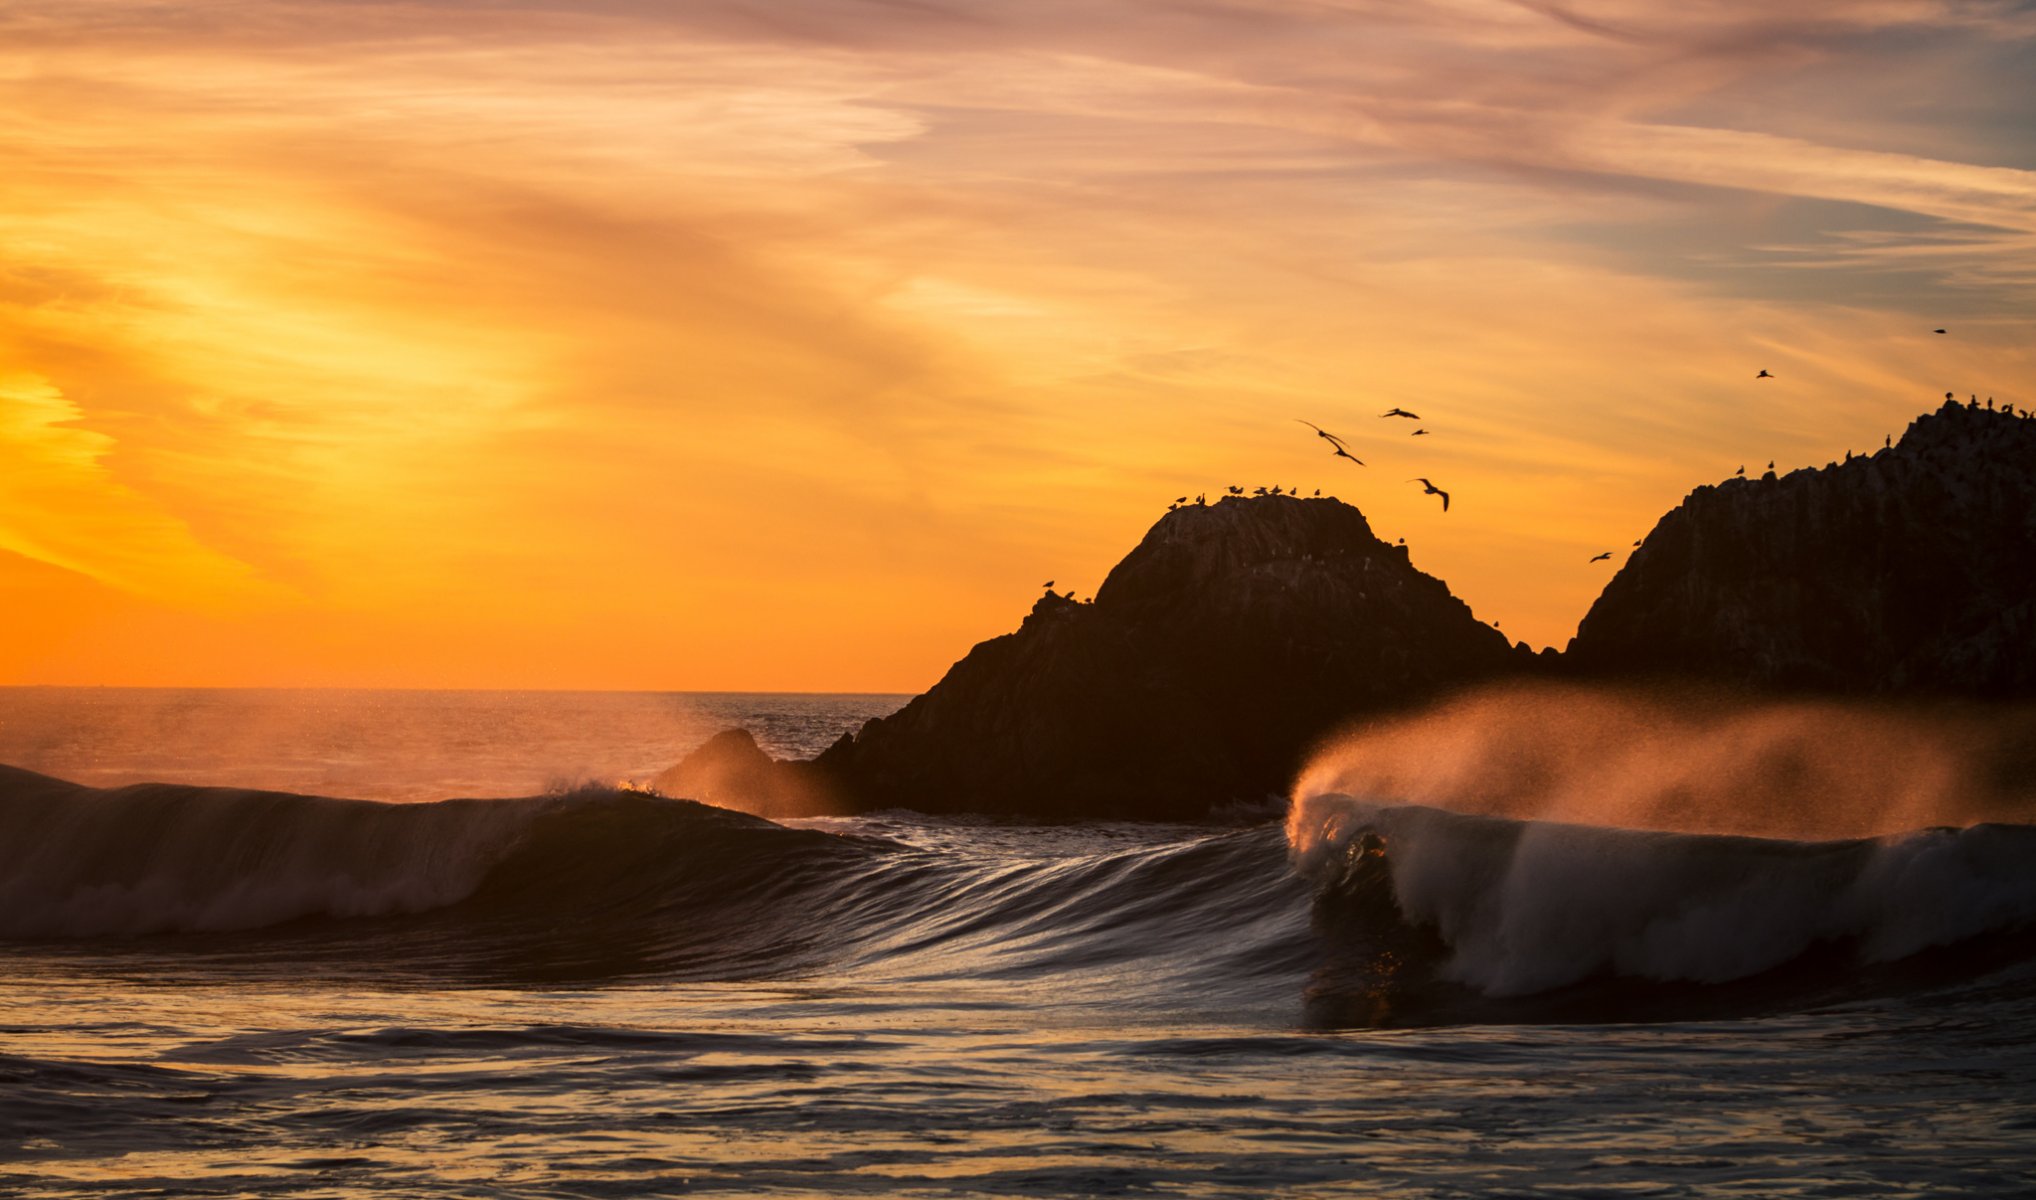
<box><xmin>1568</xmin><ymin>400</ymin><xmax>2036</xmax><ymax>695</ymax></box>
<box><xmin>811</xmin><ymin>494</ymin><xmax>1516</xmax><ymax>818</ymax></box>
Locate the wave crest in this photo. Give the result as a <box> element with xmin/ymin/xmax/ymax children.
<box><xmin>1290</xmin><ymin>792</ymin><xmax>2036</xmax><ymax>997</ymax></box>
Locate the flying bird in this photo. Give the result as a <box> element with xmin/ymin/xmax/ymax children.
<box><xmin>1935</xmin><ymin>328</ymin><xmax>1947</xmax><ymax>334</ymax></box>
<box><xmin>1411</xmin><ymin>428</ymin><xmax>1430</xmax><ymax>436</ymax></box>
<box><xmin>1755</xmin><ymin>370</ymin><xmax>1772</xmax><ymax>379</ymax></box>
<box><xmin>1296</xmin><ymin>419</ymin><xmax>1365</xmax><ymax>465</ymax></box>
<box><xmin>1381</xmin><ymin>407</ymin><xmax>1421</xmax><ymax>419</ymax></box>
<box><xmin>1408</xmin><ymin>478</ymin><xmax>1450</xmax><ymax>512</ymax></box>
<box><xmin>1590</xmin><ymin>552</ymin><xmax>1613</xmax><ymax>562</ymax></box>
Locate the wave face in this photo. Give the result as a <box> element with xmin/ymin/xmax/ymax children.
<box><xmin>0</xmin><ymin>766</ymin><xmax>548</xmax><ymax>939</ymax></box>
<box><xmin>1289</xmin><ymin>792</ymin><xmax>2036</xmax><ymax>1015</ymax></box>
<box><xmin>0</xmin><ymin>766</ymin><xmax>1313</xmax><ymax>1003</ymax></box>
<box><xmin>8</xmin><ymin>763</ymin><xmax>2036</xmax><ymax>1024</ymax></box>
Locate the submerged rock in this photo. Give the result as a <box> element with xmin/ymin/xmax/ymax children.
<box><xmin>1568</xmin><ymin>401</ymin><xmax>2036</xmax><ymax>696</ymax></box>
<box><xmin>812</xmin><ymin>495</ymin><xmax>1516</xmax><ymax>818</ymax></box>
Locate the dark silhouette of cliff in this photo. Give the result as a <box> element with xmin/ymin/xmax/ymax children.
<box><xmin>1568</xmin><ymin>401</ymin><xmax>2036</xmax><ymax>695</ymax></box>
<box><xmin>657</xmin><ymin>401</ymin><xmax>2034</xmax><ymax>821</ymax></box>
<box><xmin>810</xmin><ymin>495</ymin><xmax>1517</xmax><ymax>818</ymax></box>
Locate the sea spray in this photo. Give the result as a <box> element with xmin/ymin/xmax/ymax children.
<box><xmin>1293</xmin><ymin>681</ymin><xmax>2036</xmax><ymax>840</ymax></box>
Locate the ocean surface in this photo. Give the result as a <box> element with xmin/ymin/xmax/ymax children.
<box><xmin>4</xmin><ymin>687</ymin><xmax>2036</xmax><ymax>1198</ymax></box>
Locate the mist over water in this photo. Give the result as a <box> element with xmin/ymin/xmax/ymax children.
<box><xmin>1293</xmin><ymin>681</ymin><xmax>2036</xmax><ymax>840</ymax></box>
<box><xmin>1281</xmin><ymin>682</ymin><xmax>2036</xmax><ymax>1009</ymax></box>
<box><xmin>0</xmin><ymin>687</ymin><xmax>905</xmax><ymax>801</ymax></box>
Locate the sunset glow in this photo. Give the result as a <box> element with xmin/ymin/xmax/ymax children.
<box><xmin>6</xmin><ymin>1</ymin><xmax>2033</xmax><ymax>689</ymax></box>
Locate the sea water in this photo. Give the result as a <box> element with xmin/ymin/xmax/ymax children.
<box><xmin>3</xmin><ymin>688</ymin><xmax>2034</xmax><ymax>1198</ymax></box>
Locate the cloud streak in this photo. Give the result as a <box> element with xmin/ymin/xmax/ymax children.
<box><xmin>1</xmin><ymin>0</ymin><xmax>2031</xmax><ymax>685</ymax></box>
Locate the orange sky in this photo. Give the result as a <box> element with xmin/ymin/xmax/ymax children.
<box><xmin>4</xmin><ymin>1</ymin><xmax>2034</xmax><ymax>690</ymax></box>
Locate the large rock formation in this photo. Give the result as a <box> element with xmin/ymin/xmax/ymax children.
<box><xmin>810</xmin><ymin>494</ymin><xmax>1517</xmax><ymax>818</ymax></box>
<box><xmin>1568</xmin><ymin>400</ymin><xmax>2036</xmax><ymax>696</ymax></box>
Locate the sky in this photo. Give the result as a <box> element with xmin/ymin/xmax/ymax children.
<box><xmin>3</xmin><ymin>0</ymin><xmax>2033</xmax><ymax>691</ymax></box>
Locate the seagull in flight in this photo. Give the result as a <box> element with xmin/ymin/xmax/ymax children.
<box><xmin>1381</xmin><ymin>407</ymin><xmax>1421</xmax><ymax>419</ymax></box>
<box><xmin>1755</xmin><ymin>370</ymin><xmax>1773</xmax><ymax>379</ymax></box>
<box><xmin>1589</xmin><ymin>551</ymin><xmax>1613</xmax><ymax>562</ymax></box>
<box><xmin>1411</xmin><ymin>428</ymin><xmax>1430</xmax><ymax>436</ymax></box>
<box><xmin>1408</xmin><ymin>478</ymin><xmax>1450</xmax><ymax>512</ymax></box>
<box><xmin>1934</xmin><ymin>328</ymin><xmax>1947</xmax><ymax>334</ymax></box>
<box><xmin>1295</xmin><ymin>419</ymin><xmax>1364</xmax><ymax>465</ymax></box>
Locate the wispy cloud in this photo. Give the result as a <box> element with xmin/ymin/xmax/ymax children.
<box><xmin>1</xmin><ymin>0</ymin><xmax>2031</xmax><ymax>683</ymax></box>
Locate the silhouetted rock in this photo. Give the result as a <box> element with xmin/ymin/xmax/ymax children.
<box><xmin>652</xmin><ymin>728</ymin><xmax>834</xmax><ymax>818</ymax></box>
<box><xmin>813</xmin><ymin>495</ymin><xmax>1516</xmax><ymax>818</ymax></box>
<box><xmin>1569</xmin><ymin>401</ymin><xmax>2036</xmax><ymax>696</ymax></box>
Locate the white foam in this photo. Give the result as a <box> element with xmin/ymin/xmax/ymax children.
<box><xmin>1291</xmin><ymin>793</ymin><xmax>2036</xmax><ymax>996</ymax></box>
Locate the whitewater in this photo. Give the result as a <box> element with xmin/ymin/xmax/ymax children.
<box><xmin>4</xmin><ymin>687</ymin><xmax>2035</xmax><ymax>1198</ymax></box>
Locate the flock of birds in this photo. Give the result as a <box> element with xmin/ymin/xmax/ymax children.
<box><xmin>1053</xmin><ymin>327</ymin><xmax>2001</xmax><ymax>603</ymax></box>
<box><xmin>1271</xmin><ymin>328</ymin><xmax>1995</xmax><ymax>565</ymax></box>
<box><xmin>1290</xmin><ymin>407</ymin><xmax>1448</xmax><ymax>512</ymax></box>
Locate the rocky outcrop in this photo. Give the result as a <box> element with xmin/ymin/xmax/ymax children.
<box><xmin>651</xmin><ymin>728</ymin><xmax>835</xmax><ymax>819</ymax></box>
<box><xmin>809</xmin><ymin>495</ymin><xmax>1518</xmax><ymax>818</ymax></box>
<box><xmin>1568</xmin><ymin>401</ymin><xmax>2036</xmax><ymax>696</ymax></box>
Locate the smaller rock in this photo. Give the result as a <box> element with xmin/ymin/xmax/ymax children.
<box><xmin>653</xmin><ymin>728</ymin><xmax>834</xmax><ymax>818</ymax></box>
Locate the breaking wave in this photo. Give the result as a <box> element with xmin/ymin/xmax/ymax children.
<box><xmin>0</xmin><ymin>766</ymin><xmax>1311</xmax><ymax>999</ymax></box>
<box><xmin>1289</xmin><ymin>793</ymin><xmax>2036</xmax><ymax>1017</ymax></box>
<box><xmin>6</xmin><ymin>762</ymin><xmax>2034</xmax><ymax>1024</ymax></box>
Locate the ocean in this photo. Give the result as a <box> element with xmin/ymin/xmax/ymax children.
<box><xmin>4</xmin><ymin>688</ymin><xmax>2035</xmax><ymax>1198</ymax></box>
